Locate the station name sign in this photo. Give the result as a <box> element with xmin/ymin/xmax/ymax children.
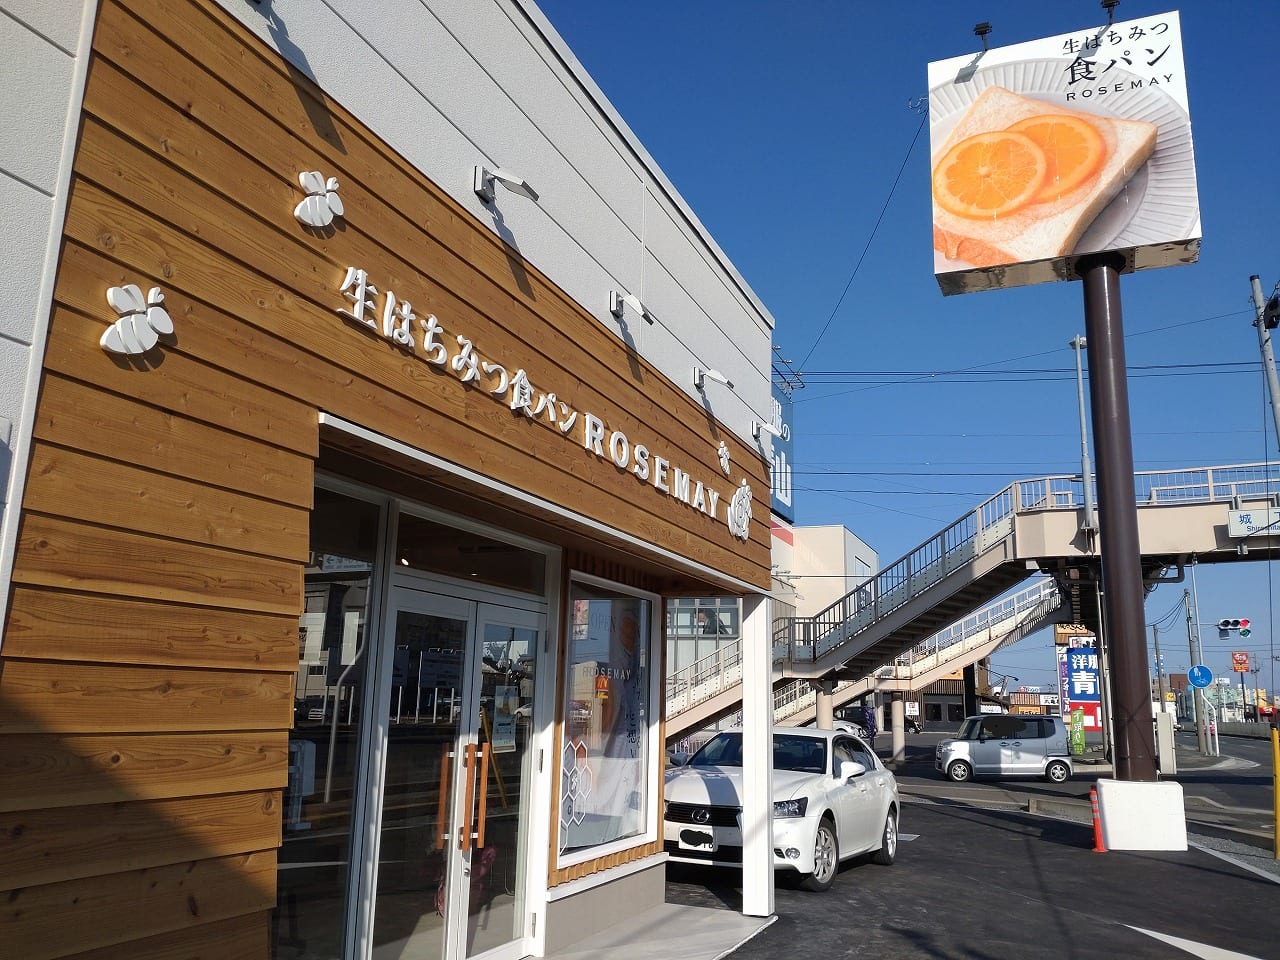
<box><xmin>1227</xmin><ymin>508</ymin><xmax>1280</xmax><ymax>538</ymax></box>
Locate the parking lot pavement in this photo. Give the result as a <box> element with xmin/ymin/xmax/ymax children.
<box><xmin>666</xmin><ymin>799</ymin><xmax>1280</xmax><ymax>960</ymax></box>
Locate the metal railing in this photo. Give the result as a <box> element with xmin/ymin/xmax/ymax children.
<box><xmin>669</xmin><ymin>462</ymin><xmax>1280</xmax><ymax>725</ymax></box>
<box><xmin>774</xmin><ymin>461</ymin><xmax>1280</xmax><ymax>668</ymax></box>
<box><xmin>893</xmin><ymin>577</ymin><xmax>1060</xmax><ymax>674</ymax></box>
<box><xmin>768</xmin><ymin>578</ymin><xmax>1062</xmax><ymax>724</ymax></box>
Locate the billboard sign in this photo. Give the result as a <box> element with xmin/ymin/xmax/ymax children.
<box><xmin>1054</xmin><ymin>624</ymin><xmax>1094</xmax><ymax>647</ymax></box>
<box><xmin>1066</xmin><ymin>645</ymin><xmax>1103</xmax><ymax>732</ymax></box>
<box><xmin>1231</xmin><ymin>651</ymin><xmax>1250</xmax><ymax>673</ymax></box>
<box><xmin>928</xmin><ymin>10</ymin><xmax>1198</xmax><ymax>295</ymax></box>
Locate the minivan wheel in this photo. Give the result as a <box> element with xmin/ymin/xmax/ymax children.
<box><xmin>801</xmin><ymin>819</ymin><xmax>839</xmax><ymax>892</ymax></box>
<box><xmin>947</xmin><ymin>760</ymin><xmax>973</xmax><ymax>783</ymax></box>
<box><xmin>870</xmin><ymin>809</ymin><xmax>898</xmax><ymax>866</ymax></box>
<box><xmin>1045</xmin><ymin>760</ymin><xmax>1070</xmax><ymax>783</ymax></box>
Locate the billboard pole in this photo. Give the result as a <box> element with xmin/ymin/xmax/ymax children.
<box><xmin>1079</xmin><ymin>251</ymin><xmax>1158</xmax><ymax>782</ymax></box>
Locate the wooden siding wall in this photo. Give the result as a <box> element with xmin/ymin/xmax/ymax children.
<box><xmin>0</xmin><ymin>1</ymin><xmax>768</xmax><ymax>956</ymax></box>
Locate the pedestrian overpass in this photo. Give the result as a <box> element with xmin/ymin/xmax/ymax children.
<box><xmin>666</xmin><ymin>461</ymin><xmax>1280</xmax><ymax>741</ymax></box>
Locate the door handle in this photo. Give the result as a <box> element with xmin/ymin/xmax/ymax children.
<box><xmin>436</xmin><ymin>745</ymin><xmax>453</xmax><ymax>849</ymax></box>
<box><xmin>475</xmin><ymin>745</ymin><xmax>490</xmax><ymax>849</ymax></box>
<box><xmin>457</xmin><ymin>743</ymin><xmax>491</xmax><ymax>851</ymax></box>
<box><xmin>460</xmin><ymin>743</ymin><xmax>477</xmax><ymax>851</ymax></box>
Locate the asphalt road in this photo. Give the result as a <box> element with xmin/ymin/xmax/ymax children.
<box><xmin>885</xmin><ymin>729</ymin><xmax>1277</xmax><ymax>843</ymax></box>
<box><xmin>666</xmin><ymin>796</ymin><xmax>1280</xmax><ymax>959</ymax></box>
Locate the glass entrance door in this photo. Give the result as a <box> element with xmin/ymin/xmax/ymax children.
<box><xmin>370</xmin><ymin>584</ymin><xmax>541</xmax><ymax>960</ymax></box>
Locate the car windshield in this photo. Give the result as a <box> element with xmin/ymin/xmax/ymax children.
<box><xmin>957</xmin><ymin>717</ymin><xmax>984</xmax><ymax>739</ymax></box>
<box><xmin>687</xmin><ymin>732</ymin><xmax>828</xmax><ymax>774</ymax></box>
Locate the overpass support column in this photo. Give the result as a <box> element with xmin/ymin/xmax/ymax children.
<box><xmin>963</xmin><ymin>663</ymin><xmax>978</xmax><ymax>718</ymax></box>
<box><xmin>889</xmin><ymin>694</ymin><xmax>905</xmax><ymax>765</ymax></box>
<box><xmin>813</xmin><ymin>679</ymin><xmax>835</xmax><ymax>728</ymax></box>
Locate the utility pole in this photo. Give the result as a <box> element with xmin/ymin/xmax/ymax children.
<box><xmin>1153</xmin><ymin>623</ymin><xmax>1167</xmax><ymax>719</ymax></box>
<box><xmin>1185</xmin><ymin>587</ymin><xmax>1206</xmax><ymax>753</ymax></box>
<box><xmin>1249</xmin><ymin>275</ymin><xmax>1280</xmax><ymax>450</ymax></box>
<box><xmin>1069</xmin><ymin>335</ymin><xmax>1097</xmax><ymax>538</ymax></box>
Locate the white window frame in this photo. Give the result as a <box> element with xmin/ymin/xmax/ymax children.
<box><xmin>555</xmin><ymin>572</ymin><xmax>662</xmax><ymax>869</ymax></box>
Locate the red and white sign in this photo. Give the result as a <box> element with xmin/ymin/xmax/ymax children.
<box><xmin>1068</xmin><ymin>701</ymin><xmax>1104</xmax><ymax>731</ymax></box>
<box><xmin>1231</xmin><ymin>651</ymin><xmax>1250</xmax><ymax>673</ymax></box>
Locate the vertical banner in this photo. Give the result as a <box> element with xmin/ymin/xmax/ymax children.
<box><xmin>1070</xmin><ymin>708</ymin><xmax>1086</xmax><ymax>755</ymax></box>
<box><xmin>768</xmin><ymin>383</ymin><xmax>795</xmax><ymax>524</ymax></box>
<box><xmin>1066</xmin><ymin>645</ymin><xmax>1103</xmax><ymax>732</ymax></box>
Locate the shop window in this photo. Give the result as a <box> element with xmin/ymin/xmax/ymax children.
<box><xmin>558</xmin><ymin>578</ymin><xmax>658</xmax><ymax>865</ymax></box>
<box><xmin>396</xmin><ymin>511</ymin><xmax>545</xmax><ymax>594</ymax></box>
<box><xmin>664</xmin><ymin>598</ymin><xmax>740</xmax><ymax>679</ymax></box>
<box><xmin>277</xmin><ymin>486</ymin><xmax>382</xmax><ymax>958</ymax></box>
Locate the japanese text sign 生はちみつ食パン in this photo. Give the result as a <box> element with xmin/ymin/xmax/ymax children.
<box><xmin>927</xmin><ymin>10</ymin><xmax>1199</xmax><ymax>295</ymax></box>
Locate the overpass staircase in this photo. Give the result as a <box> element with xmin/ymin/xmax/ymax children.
<box><xmin>665</xmin><ymin>461</ymin><xmax>1280</xmax><ymax>742</ymax></box>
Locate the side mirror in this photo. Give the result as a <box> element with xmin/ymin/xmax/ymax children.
<box><xmin>668</xmin><ymin>752</ymin><xmax>689</xmax><ymax>767</ymax></box>
<box><xmin>838</xmin><ymin>760</ymin><xmax>867</xmax><ymax>780</ymax></box>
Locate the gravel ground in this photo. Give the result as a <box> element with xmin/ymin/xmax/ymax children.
<box><xmin>1188</xmin><ymin>831</ymin><xmax>1280</xmax><ymax>883</ymax></box>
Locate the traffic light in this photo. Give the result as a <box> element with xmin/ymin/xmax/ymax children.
<box><xmin>1218</xmin><ymin>618</ymin><xmax>1251</xmax><ymax>637</ymax></box>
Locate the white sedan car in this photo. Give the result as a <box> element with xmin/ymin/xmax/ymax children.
<box><xmin>664</xmin><ymin>726</ymin><xmax>899</xmax><ymax>891</ymax></box>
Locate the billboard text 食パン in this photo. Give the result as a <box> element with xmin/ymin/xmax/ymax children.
<box><xmin>928</xmin><ymin>10</ymin><xmax>1199</xmax><ymax>295</ymax></box>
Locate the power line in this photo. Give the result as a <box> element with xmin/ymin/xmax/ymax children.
<box><xmin>800</xmin><ymin>361</ymin><xmax>1253</xmax><ymax>377</ymax></box>
<box><xmin>799</xmin><ymin>112</ymin><xmax>927</xmax><ymax>370</ymax></box>
<box><xmin>791</xmin><ymin>308</ymin><xmax>1254</xmax><ymax>403</ymax></box>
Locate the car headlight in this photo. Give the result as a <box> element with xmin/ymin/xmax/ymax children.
<box><xmin>773</xmin><ymin>798</ymin><xmax>808</xmax><ymax>818</ymax></box>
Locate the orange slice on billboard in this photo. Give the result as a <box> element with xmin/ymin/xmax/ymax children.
<box><xmin>932</xmin><ymin>131</ymin><xmax>1047</xmax><ymax>220</ymax></box>
<box><xmin>1007</xmin><ymin>114</ymin><xmax>1106</xmax><ymax>204</ymax></box>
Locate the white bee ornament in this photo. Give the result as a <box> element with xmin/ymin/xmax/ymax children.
<box><xmin>293</xmin><ymin>171</ymin><xmax>344</xmax><ymax>228</ymax></box>
<box><xmin>101</xmin><ymin>284</ymin><xmax>174</xmax><ymax>356</ymax></box>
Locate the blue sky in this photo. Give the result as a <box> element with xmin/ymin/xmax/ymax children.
<box><xmin>534</xmin><ymin>1</ymin><xmax>1280</xmax><ymax>698</ymax></box>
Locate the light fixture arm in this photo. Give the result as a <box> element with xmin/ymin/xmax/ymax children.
<box><xmin>610</xmin><ymin>290</ymin><xmax>652</xmax><ymax>323</ymax></box>
<box><xmin>693</xmin><ymin>366</ymin><xmax>733</xmax><ymax>391</ymax></box>
<box><xmin>751</xmin><ymin>419</ymin><xmax>788</xmax><ymax>441</ymax></box>
<box><xmin>473</xmin><ymin>164</ymin><xmax>539</xmax><ymax>203</ymax></box>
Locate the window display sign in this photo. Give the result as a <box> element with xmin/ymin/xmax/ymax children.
<box><xmin>558</xmin><ymin>581</ymin><xmax>654</xmax><ymax>864</ymax></box>
<box><xmin>928</xmin><ymin>10</ymin><xmax>1198</xmax><ymax>295</ymax></box>
<box><xmin>491</xmin><ymin>684</ymin><xmax>518</xmax><ymax>753</ymax></box>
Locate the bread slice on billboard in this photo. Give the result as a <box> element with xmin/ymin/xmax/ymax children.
<box><xmin>931</xmin><ymin>85</ymin><xmax>1157</xmax><ymax>269</ymax></box>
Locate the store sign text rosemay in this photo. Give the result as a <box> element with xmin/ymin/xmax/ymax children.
<box><xmin>336</xmin><ymin>266</ymin><xmax>752</xmax><ymax>540</ymax></box>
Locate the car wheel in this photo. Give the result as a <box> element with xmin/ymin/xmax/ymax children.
<box><xmin>947</xmin><ymin>760</ymin><xmax>973</xmax><ymax>783</ymax></box>
<box><xmin>1045</xmin><ymin>760</ymin><xmax>1071</xmax><ymax>783</ymax></box>
<box><xmin>800</xmin><ymin>819</ymin><xmax>839</xmax><ymax>892</ymax></box>
<box><xmin>870</xmin><ymin>809</ymin><xmax>898</xmax><ymax>866</ymax></box>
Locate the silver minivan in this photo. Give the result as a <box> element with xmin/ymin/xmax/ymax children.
<box><xmin>935</xmin><ymin>714</ymin><xmax>1073</xmax><ymax>783</ymax></box>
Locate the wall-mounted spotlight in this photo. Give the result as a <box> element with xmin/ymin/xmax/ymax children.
<box><xmin>751</xmin><ymin>420</ymin><xmax>789</xmax><ymax>441</ymax></box>
<box><xmin>693</xmin><ymin>366</ymin><xmax>733</xmax><ymax>391</ymax></box>
<box><xmin>609</xmin><ymin>290</ymin><xmax>652</xmax><ymax>323</ymax></box>
<box><xmin>473</xmin><ymin>165</ymin><xmax>539</xmax><ymax>204</ymax></box>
